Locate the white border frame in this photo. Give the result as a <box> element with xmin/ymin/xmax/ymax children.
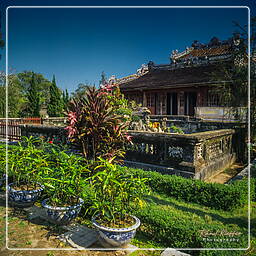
<box><xmin>4</xmin><ymin>5</ymin><xmax>251</xmax><ymax>252</ymax></box>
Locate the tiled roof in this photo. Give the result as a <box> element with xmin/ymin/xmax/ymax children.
<box><xmin>119</xmin><ymin>64</ymin><xmax>229</xmax><ymax>91</ymax></box>
<box><xmin>175</xmin><ymin>45</ymin><xmax>232</xmax><ymax>60</ymax></box>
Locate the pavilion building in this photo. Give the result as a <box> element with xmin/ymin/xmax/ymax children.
<box><xmin>111</xmin><ymin>36</ymin><xmax>243</xmax><ymax>116</ymax></box>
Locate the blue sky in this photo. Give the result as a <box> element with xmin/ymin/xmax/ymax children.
<box><xmin>0</xmin><ymin>0</ymin><xmax>254</xmax><ymax>93</ymax></box>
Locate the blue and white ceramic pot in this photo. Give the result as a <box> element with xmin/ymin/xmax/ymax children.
<box><xmin>42</xmin><ymin>198</ymin><xmax>84</xmax><ymax>225</ymax></box>
<box><xmin>92</xmin><ymin>214</ymin><xmax>141</xmax><ymax>248</ymax></box>
<box><xmin>8</xmin><ymin>183</ymin><xmax>44</xmax><ymax>207</ymax></box>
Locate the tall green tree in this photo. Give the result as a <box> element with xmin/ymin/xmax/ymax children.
<box><xmin>62</xmin><ymin>89</ymin><xmax>69</xmax><ymax>110</ymax></box>
<box><xmin>99</xmin><ymin>71</ymin><xmax>107</xmax><ymax>86</ymax></box>
<box><xmin>0</xmin><ymin>72</ymin><xmax>25</xmax><ymax>118</ymax></box>
<box><xmin>27</xmin><ymin>72</ymin><xmax>40</xmax><ymax>117</ymax></box>
<box><xmin>71</xmin><ymin>82</ymin><xmax>93</xmax><ymax>100</ymax></box>
<box><xmin>48</xmin><ymin>75</ymin><xmax>63</xmax><ymax>117</ymax></box>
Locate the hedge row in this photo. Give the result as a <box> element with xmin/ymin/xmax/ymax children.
<box><xmin>135</xmin><ymin>203</ymin><xmax>248</xmax><ymax>255</ymax></box>
<box><xmin>127</xmin><ymin>167</ymin><xmax>252</xmax><ymax>211</ymax></box>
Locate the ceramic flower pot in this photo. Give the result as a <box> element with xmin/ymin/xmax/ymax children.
<box><xmin>42</xmin><ymin>198</ymin><xmax>84</xmax><ymax>225</ymax></box>
<box><xmin>8</xmin><ymin>183</ymin><xmax>44</xmax><ymax>207</ymax></box>
<box><xmin>92</xmin><ymin>214</ymin><xmax>140</xmax><ymax>248</ymax></box>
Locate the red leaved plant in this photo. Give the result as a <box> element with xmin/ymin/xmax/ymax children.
<box><xmin>66</xmin><ymin>86</ymin><xmax>132</xmax><ymax>162</ymax></box>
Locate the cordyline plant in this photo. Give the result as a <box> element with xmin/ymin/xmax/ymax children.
<box><xmin>65</xmin><ymin>85</ymin><xmax>132</xmax><ymax>162</ymax></box>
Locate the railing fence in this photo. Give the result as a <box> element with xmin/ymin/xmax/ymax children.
<box><xmin>0</xmin><ymin>118</ymin><xmax>42</xmax><ymax>141</ymax></box>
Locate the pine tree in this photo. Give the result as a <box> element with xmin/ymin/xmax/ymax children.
<box><xmin>62</xmin><ymin>89</ymin><xmax>70</xmax><ymax>110</ymax></box>
<box><xmin>99</xmin><ymin>71</ymin><xmax>107</xmax><ymax>86</ymax></box>
<box><xmin>27</xmin><ymin>72</ymin><xmax>40</xmax><ymax>117</ymax></box>
<box><xmin>48</xmin><ymin>75</ymin><xmax>63</xmax><ymax>117</ymax></box>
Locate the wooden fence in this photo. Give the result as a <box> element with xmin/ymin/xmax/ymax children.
<box><xmin>0</xmin><ymin>118</ymin><xmax>42</xmax><ymax>141</ymax></box>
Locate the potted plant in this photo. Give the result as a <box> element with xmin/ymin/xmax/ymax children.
<box><xmin>7</xmin><ymin>137</ymin><xmax>47</xmax><ymax>207</ymax></box>
<box><xmin>87</xmin><ymin>158</ymin><xmax>149</xmax><ymax>248</ymax></box>
<box><xmin>0</xmin><ymin>142</ymin><xmax>6</xmax><ymax>189</ymax></box>
<box><xmin>41</xmin><ymin>146</ymin><xmax>86</xmax><ymax>225</ymax></box>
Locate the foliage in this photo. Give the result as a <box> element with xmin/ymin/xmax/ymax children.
<box><xmin>62</xmin><ymin>89</ymin><xmax>69</xmax><ymax>111</ymax></box>
<box><xmin>134</xmin><ymin>193</ymin><xmax>248</xmax><ymax>253</ymax></box>
<box><xmin>0</xmin><ymin>143</ymin><xmax>5</xmax><ymax>176</ymax></box>
<box><xmin>66</xmin><ymin>86</ymin><xmax>132</xmax><ymax>161</ymax></box>
<box><xmin>85</xmin><ymin>158</ymin><xmax>149</xmax><ymax>226</ymax></box>
<box><xmin>71</xmin><ymin>82</ymin><xmax>94</xmax><ymax>100</ymax></box>
<box><xmin>0</xmin><ymin>72</ymin><xmax>26</xmax><ymax>118</ymax></box>
<box><xmin>0</xmin><ymin>71</ymin><xmax>59</xmax><ymax>118</ymax></box>
<box><xmin>17</xmin><ymin>71</ymin><xmax>52</xmax><ymax>111</ymax></box>
<box><xmin>129</xmin><ymin>168</ymin><xmax>250</xmax><ymax>211</ymax></box>
<box><xmin>26</xmin><ymin>73</ymin><xmax>41</xmax><ymax>117</ymax></box>
<box><xmin>169</xmin><ymin>125</ymin><xmax>184</xmax><ymax>134</ymax></box>
<box><xmin>99</xmin><ymin>71</ymin><xmax>107</xmax><ymax>87</ymax></box>
<box><xmin>41</xmin><ymin>144</ymin><xmax>88</xmax><ymax>206</ymax></box>
<box><xmin>8</xmin><ymin>137</ymin><xmax>49</xmax><ymax>188</ymax></box>
<box><xmin>48</xmin><ymin>75</ymin><xmax>63</xmax><ymax>117</ymax></box>
<box><xmin>212</xmin><ymin>18</ymin><xmax>256</xmax><ymax>138</ymax></box>
<box><xmin>103</xmin><ymin>83</ymin><xmax>135</xmax><ymax>124</ymax></box>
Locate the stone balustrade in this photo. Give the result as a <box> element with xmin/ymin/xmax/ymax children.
<box><xmin>126</xmin><ymin>129</ymin><xmax>237</xmax><ymax>180</ymax></box>
<box><xmin>18</xmin><ymin>124</ymin><xmax>245</xmax><ymax>180</ymax></box>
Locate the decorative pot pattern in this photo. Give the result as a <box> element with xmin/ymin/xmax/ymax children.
<box><xmin>92</xmin><ymin>215</ymin><xmax>140</xmax><ymax>247</ymax></box>
<box><xmin>42</xmin><ymin>198</ymin><xmax>84</xmax><ymax>225</ymax></box>
<box><xmin>8</xmin><ymin>183</ymin><xmax>44</xmax><ymax>207</ymax></box>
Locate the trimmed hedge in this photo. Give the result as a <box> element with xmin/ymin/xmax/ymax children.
<box><xmin>127</xmin><ymin>167</ymin><xmax>252</xmax><ymax>211</ymax></box>
<box><xmin>134</xmin><ymin>203</ymin><xmax>248</xmax><ymax>255</ymax></box>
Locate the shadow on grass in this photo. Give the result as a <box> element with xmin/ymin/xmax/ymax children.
<box><xmin>145</xmin><ymin>194</ymin><xmax>249</xmax><ymax>231</ymax></box>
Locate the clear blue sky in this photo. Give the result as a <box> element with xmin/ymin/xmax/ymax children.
<box><xmin>0</xmin><ymin>0</ymin><xmax>255</xmax><ymax>93</ymax></box>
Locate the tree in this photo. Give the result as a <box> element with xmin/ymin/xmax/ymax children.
<box><xmin>17</xmin><ymin>71</ymin><xmax>51</xmax><ymax>107</ymax></box>
<box><xmin>99</xmin><ymin>71</ymin><xmax>107</xmax><ymax>87</ymax></box>
<box><xmin>71</xmin><ymin>82</ymin><xmax>93</xmax><ymax>100</ymax></box>
<box><xmin>62</xmin><ymin>89</ymin><xmax>70</xmax><ymax>111</ymax></box>
<box><xmin>27</xmin><ymin>72</ymin><xmax>40</xmax><ymax>117</ymax></box>
<box><xmin>48</xmin><ymin>75</ymin><xmax>63</xmax><ymax>117</ymax></box>
<box><xmin>211</xmin><ymin>18</ymin><xmax>256</xmax><ymax>160</ymax></box>
<box><xmin>0</xmin><ymin>72</ymin><xmax>26</xmax><ymax>118</ymax></box>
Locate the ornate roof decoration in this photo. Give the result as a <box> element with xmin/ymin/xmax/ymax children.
<box><xmin>170</xmin><ymin>39</ymin><xmax>234</xmax><ymax>63</ymax></box>
<box><xmin>171</xmin><ymin>47</ymin><xmax>194</xmax><ymax>60</ymax></box>
<box><xmin>116</xmin><ymin>35</ymin><xmax>242</xmax><ymax>86</ymax></box>
<box><xmin>116</xmin><ymin>64</ymin><xmax>149</xmax><ymax>85</ymax></box>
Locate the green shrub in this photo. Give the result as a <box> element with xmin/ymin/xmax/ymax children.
<box><xmin>134</xmin><ymin>202</ymin><xmax>248</xmax><ymax>252</ymax></box>
<box><xmin>127</xmin><ymin>168</ymin><xmax>249</xmax><ymax>211</ymax></box>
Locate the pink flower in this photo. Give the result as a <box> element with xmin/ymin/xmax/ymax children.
<box><xmin>67</xmin><ymin>111</ymin><xmax>77</xmax><ymax>125</ymax></box>
<box><xmin>48</xmin><ymin>140</ymin><xmax>53</xmax><ymax>144</ymax></box>
<box><xmin>126</xmin><ymin>135</ymin><xmax>132</xmax><ymax>142</ymax></box>
<box><xmin>65</xmin><ymin>126</ymin><xmax>77</xmax><ymax>138</ymax></box>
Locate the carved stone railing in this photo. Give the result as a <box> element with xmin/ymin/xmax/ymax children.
<box><xmin>125</xmin><ymin>129</ymin><xmax>236</xmax><ymax>180</ymax></box>
<box><xmin>19</xmin><ymin>124</ymin><xmax>67</xmax><ymax>144</ymax></box>
<box><xmin>18</xmin><ymin>124</ymin><xmax>243</xmax><ymax>180</ymax></box>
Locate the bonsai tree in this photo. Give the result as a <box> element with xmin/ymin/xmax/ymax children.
<box><xmin>65</xmin><ymin>85</ymin><xmax>132</xmax><ymax>162</ymax></box>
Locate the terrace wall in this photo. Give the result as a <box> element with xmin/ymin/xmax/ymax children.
<box><xmin>126</xmin><ymin>129</ymin><xmax>236</xmax><ymax>180</ymax></box>
<box><xmin>19</xmin><ymin>124</ymin><xmax>243</xmax><ymax>180</ymax></box>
